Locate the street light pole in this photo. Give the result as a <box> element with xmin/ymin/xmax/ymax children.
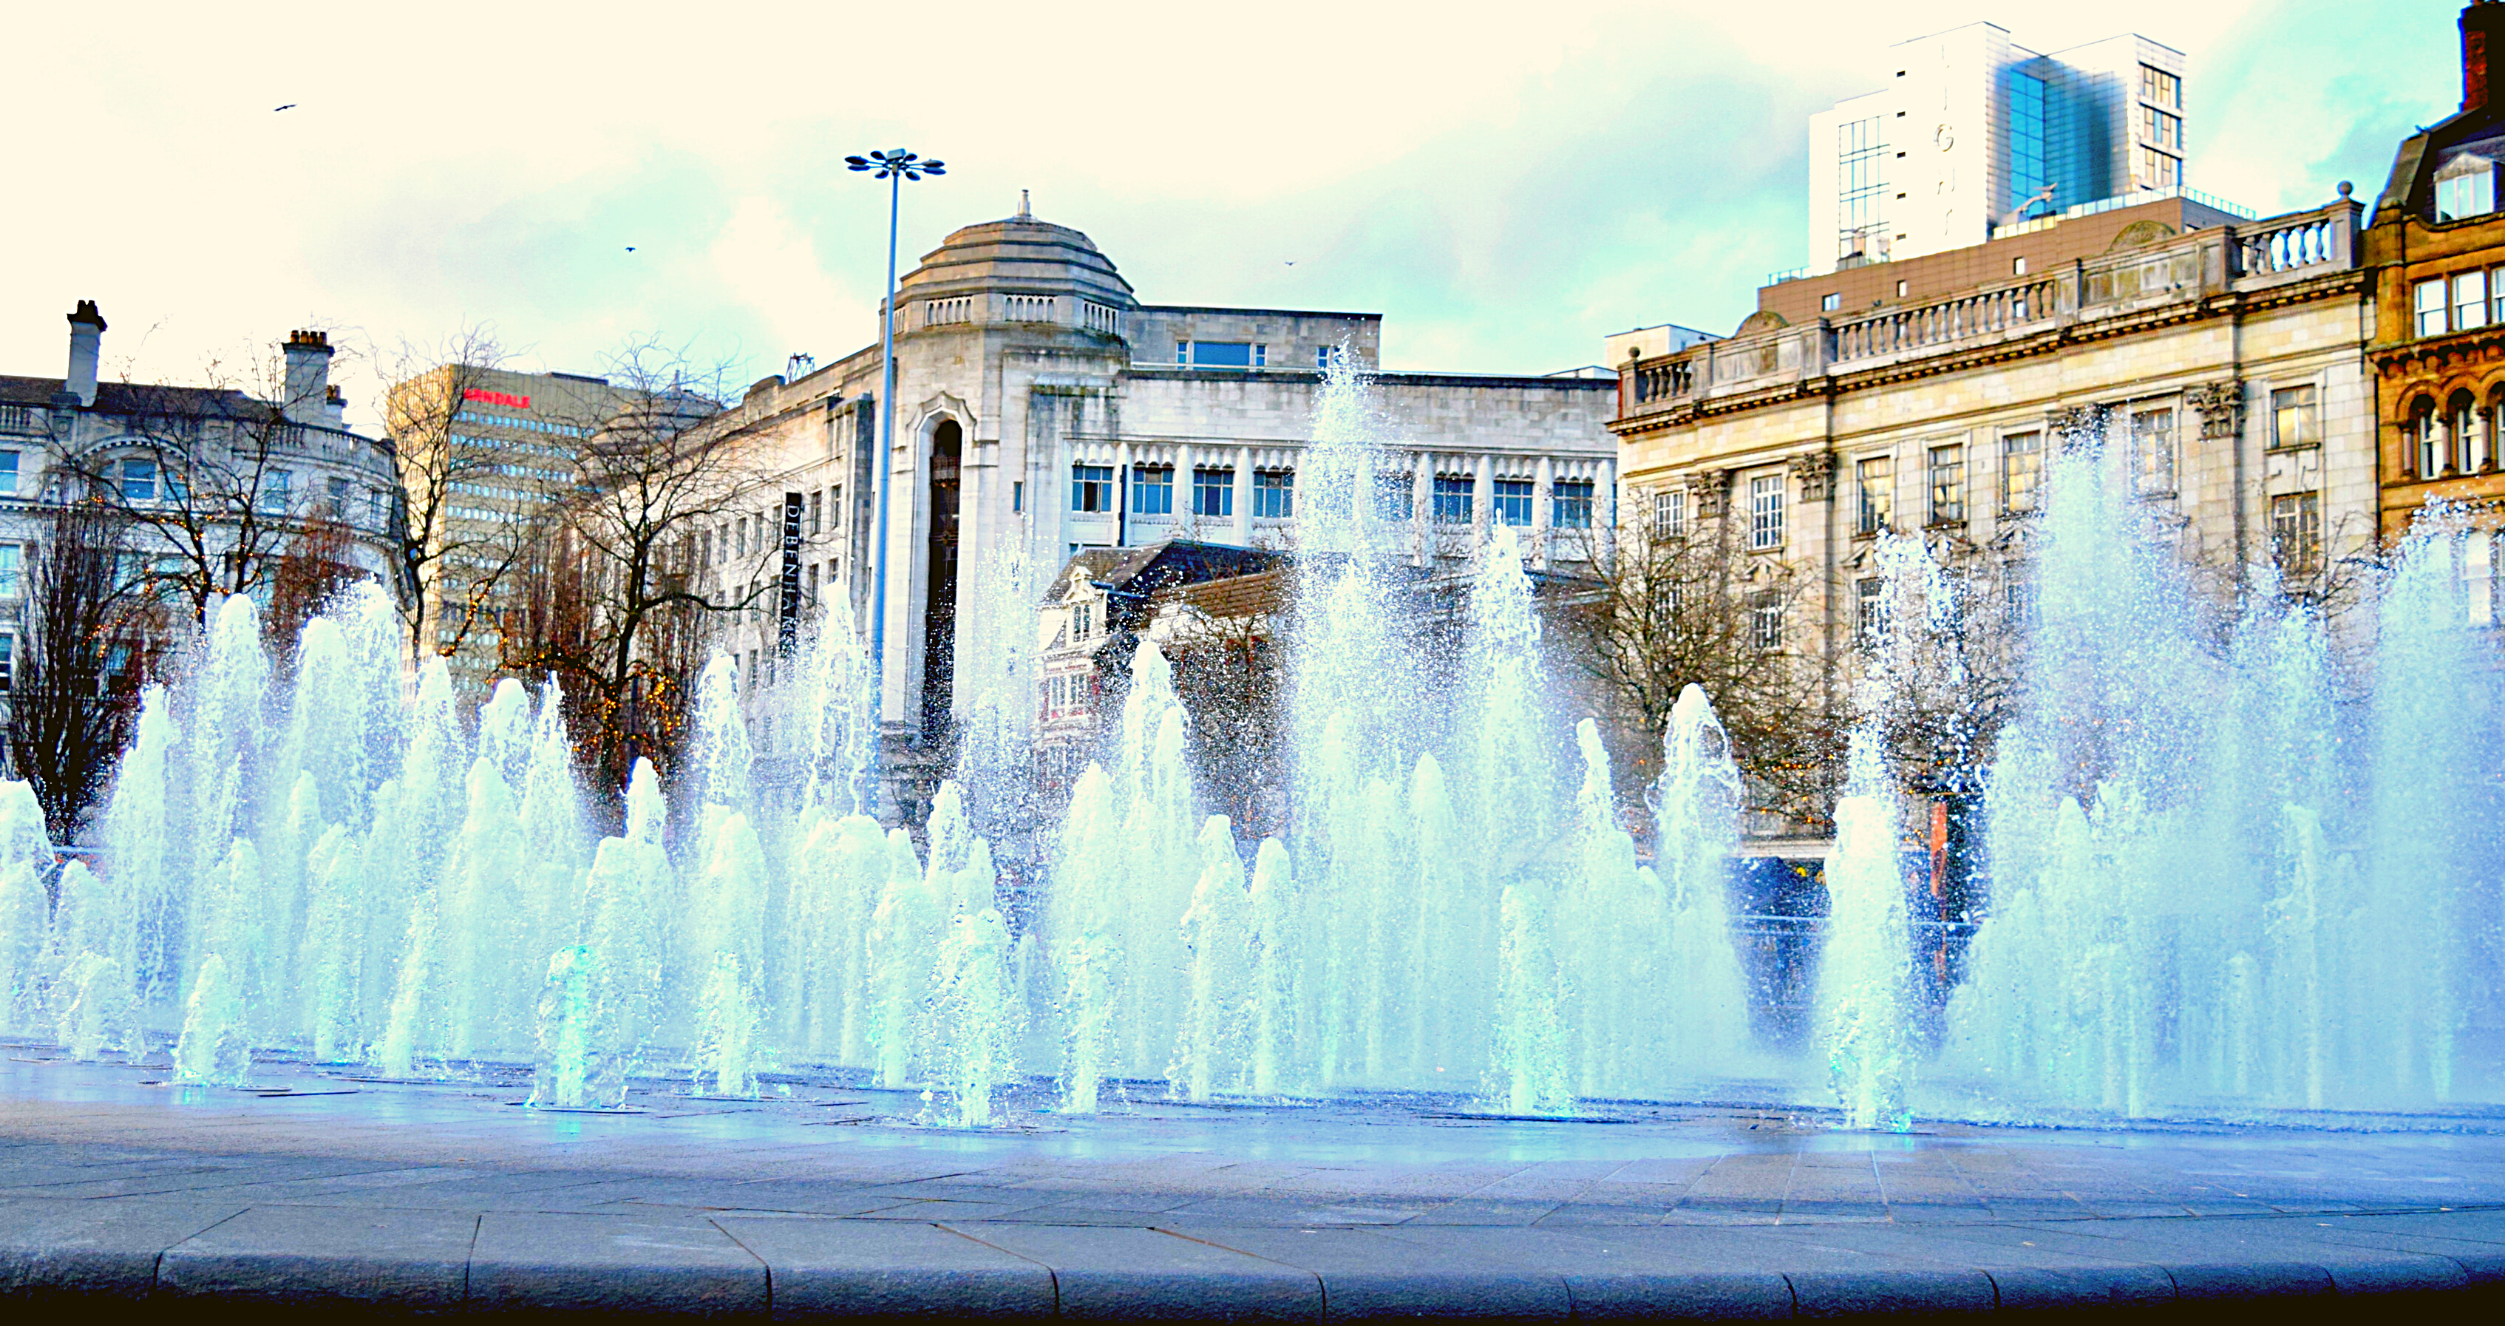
<box><xmin>845</xmin><ymin>148</ymin><xmax>944</xmax><ymax>729</ymax></box>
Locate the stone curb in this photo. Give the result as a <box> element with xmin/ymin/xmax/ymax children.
<box><xmin>6</xmin><ymin>1199</ymin><xmax>2505</xmax><ymax>1318</ymax></box>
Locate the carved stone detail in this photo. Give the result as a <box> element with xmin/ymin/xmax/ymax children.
<box><xmin>1692</xmin><ymin>467</ymin><xmax>1734</xmax><ymax>517</ymax></box>
<box><xmin>2185</xmin><ymin>379</ymin><xmax>2246</xmax><ymax>440</ymax></box>
<box><xmin>1789</xmin><ymin>450</ymin><xmax>1837</xmax><ymax>502</ymax></box>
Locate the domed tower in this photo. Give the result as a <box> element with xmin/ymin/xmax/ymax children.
<box><xmin>884</xmin><ymin>200</ymin><xmax>1139</xmax><ymax>748</ymax></box>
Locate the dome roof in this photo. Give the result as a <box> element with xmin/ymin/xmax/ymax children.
<box><xmin>897</xmin><ymin>213</ymin><xmax>1136</xmax><ymax>309</ymax></box>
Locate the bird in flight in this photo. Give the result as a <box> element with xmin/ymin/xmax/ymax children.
<box><xmin>274</xmin><ymin>103</ymin><xmax>297</xmax><ymax>112</ymax></box>
<box><xmin>625</xmin><ymin>246</ymin><xmax>637</xmax><ymax>252</ymax></box>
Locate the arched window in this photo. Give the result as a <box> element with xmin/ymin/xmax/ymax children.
<box><xmin>2451</xmin><ymin>390</ymin><xmax>2481</xmax><ymax>474</ymax></box>
<box><xmin>2410</xmin><ymin>395</ymin><xmax>2441</xmax><ymax>478</ymax></box>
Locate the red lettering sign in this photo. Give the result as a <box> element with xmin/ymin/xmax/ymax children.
<box><xmin>462</xmin><ymin>388</ymin><xmax>533</xmax><ymax>409</ymax></box>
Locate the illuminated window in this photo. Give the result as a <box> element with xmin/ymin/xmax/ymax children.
<box><xmin>2002</xmin><ymin>431</ymin><xmax>2043</xmax><ymax>513</ymax></box>
<box><xmin>1855</xmin><ymin>455</ymin><xmax>1892</xmax><ymax>535</ymax></box>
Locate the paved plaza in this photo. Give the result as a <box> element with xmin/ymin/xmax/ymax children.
<box><xmin>5</xmin><ymin>1054</ymin><xmax>2505</xmax><ymax>1317</ymax></box>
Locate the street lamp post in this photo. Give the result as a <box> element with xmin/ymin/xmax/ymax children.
<box><xmin>845</xmin><ymin>147</ymin><xmax>944</xmax><ymax>730</ymax></box>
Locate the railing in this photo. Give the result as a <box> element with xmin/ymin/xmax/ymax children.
<box><xmin>1003</xmin><ymin>294</ymin><xmax>1055</xmax><ymax>323</ymax></box>
<box><xmin>2235</xmin><ymin>206</ymin><xmax>2353</xmax><ymax>276</ymax></box>
<box><xmin>0</xmin><ymin>405</ymin><xmax>44</xmax><ymax>435</ymax></box>
<box><xmin>923</xmin><ymin>297</ymin><xmax>972</xmax><ymax>326</ymax></box>
<box><xmin>1764</xmin><ymin>265</ymin><xmax>1808</xmax><ymax>286</ymax></box>
<box><xmin>1630</xmin><ymin>358</ymin><xmax>1693</xmax><ymax>405</ymax></box>
<box><xmin>1082</xmin><ymin>300</ymin><xmax>1124</xmax><ymax>336</ymax></box>
<box><xmin>1833</xmin><ymin>278</ymin><xmax>2059</xmax><ymax>363</ymax></box>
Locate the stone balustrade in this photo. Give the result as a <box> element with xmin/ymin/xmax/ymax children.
<box><xmin>1616</xmin><ymin>197</ymin><xmax>2365</xmax><ymax>424</ymax></box>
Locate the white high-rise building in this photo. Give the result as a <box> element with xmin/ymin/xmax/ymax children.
<box><xmin>1805</xmin><ymin>24</ymin><xmax>2187</xmax><ymax>274</ymax></box>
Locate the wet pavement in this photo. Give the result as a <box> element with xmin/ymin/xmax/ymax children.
<box><xmin>5</xmin><ymin>1053</ymin><xmax>2505</xmax><ymax>1316</ymax></box>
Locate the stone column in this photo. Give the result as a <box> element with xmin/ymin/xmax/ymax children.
<box><xmin>1234</xmin><ymin>445</ymin><xmax>1253</xmax><ymax>545</ymax></box>
<box><xmin>1532</xmin><ymin>455</ymin><xmax>1554</xmax><ymax>571</ymax></box>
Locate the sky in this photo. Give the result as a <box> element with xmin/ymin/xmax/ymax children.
<box><xmin>0</xmin><ymin>0</ymin><xmax>2465</xmax><ymax>431</ymax></box>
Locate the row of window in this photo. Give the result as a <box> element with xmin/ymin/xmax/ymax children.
<box><xmin>697</xmin><ymin>487</ymin><xmax>843</xmax><ymax>572</ymax></box>
<box><xmin>2402</xmin><ymin>389</ymin><xmax>2505</xmax><ymax>479</ymax></box>
<box><xmin>2411</xmin><ymin>268</ymin><xmax>2505</xmax><ymax>338</ymax></box>
<box><xmin>1662</xmin><ymin>390</ymin><xmax>2322</xmax><ymax>549</ymax></box>
<box><xmin>452</xmin><ymin>409</ymin><xmax>589</xmax><ymax>439</ymax></box>
<box><xmin>1072</xmin><ymin>464</ymin><xmax>1596</xmax><ymax>528</ymax></box>
<box><xmin>1169</xmin><ymin>342</ymin><xmax>1351</xmax><ymax>371</ymax></box>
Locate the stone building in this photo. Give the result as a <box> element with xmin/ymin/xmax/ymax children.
<box><xmin>1611</xmin><ymin>187</ymin><xmax>2375</xmax><ymax>760</ymax></box>
<box><xmin>2369</xmin><ymin>0</ymin><xmax>2505</xmax><ymax>574</ymax></box>
<box><xmin>0</xmin><ymin>303</ymin><xmax>400</xmax><ymax>684</ymax></box>
<box><xmin>688</xmin><ymin>203</ymin><xmax>1618</xmax><ymax>817</ymax></box>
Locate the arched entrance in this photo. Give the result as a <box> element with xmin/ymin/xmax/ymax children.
<box><xmin>921</xmin><ymin>420</ymin><xmax>962</xmax><ymax>741</ymax></box>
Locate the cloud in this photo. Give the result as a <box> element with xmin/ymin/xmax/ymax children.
<box><xmin>0</xmin><ymin>0</ymin><xmax>2450</xmax><ymax>423</ymax></box>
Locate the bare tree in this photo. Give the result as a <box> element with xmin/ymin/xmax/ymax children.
<box><xmin>375</xmin><ymin>328</ymin><xmax>555</xmax><ymax>664</ymax></box>
<box><xmin>265</xmin><ymin>516</ymin><xmax>364</xmax><ymax>664</ymax></box>
<box><xmin>64</xmin><ymin>342</ymin><xmax>342</xmax><ymax>625</ymax></box>
<box><xmin>496</xmin><ymin>343</ymin><xmax>770</xmax><ymax>793</ymax></box>
<box><xmin>1155</xmin><ymin>573</ymin><xmax>1290</xmax><ymax>841</ymax></box>
<box><xmin>6</xmin><ymin>500</ymin><xmax>143</xmax><ymax>842</ymax></box>
<box><xmin>1567</xmin><ymin>518</ymin><xmax>1839</xmax><ymax>832</ymax></box>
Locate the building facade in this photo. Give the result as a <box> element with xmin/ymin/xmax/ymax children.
<box><xmin>1806</xmin><ymin>24</ymin><xmax>2190</xmax><ymax>274</ymax></box>
<box><xmin>2369</xmin><ymin>0</ymin><xmax>2505</xmax><ymax>571</ymax></box>
<box><xmin>687</xmin><ymin>204</ymin><xmax>1619</xmax><ymax>814</ymax></box>
<box><xmin>383</xmin><ymin>364</ymin><xmax>649</xmax><ymax>679</ymax></box>
<box><xmin>1612</xmin><ymin>192</ymin><xmax>2375</xmax><ymax>778</ymax></box>
<box><xmin>0</xmin><ymin>304</ymin><xmax>400</xmax><ymax>668</ymax></box>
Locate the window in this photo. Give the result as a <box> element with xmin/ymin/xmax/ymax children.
<box><xmin>2141</xmin><ymin>106</ymin><xmax>2183</xmax><ymax>151</ymax></box>
<box><xmin>1836</xmin><ymin>115</ymin><xmax>1889</xmax><ymax>260</ymax></box>
<box><xmin>1927</xmin><ymin>444</ymin><xmax>1965</xmax><ymax>525</ymax></box>
<box><xmin>809</xmin><ymin>488</ymin><xmax>823</xmax><ymax>534</ymax></box>
<box><xmin>2270</xmin><ymin>492</ymin><xmax>2321</xmax><ymax>576</ymax></box>
<box><xmin>2136</xmin><ymin>146</ymin><xmax>2180</xmax><ymax>190</ymax></box>
<box><xmin>1854</xmin><ymin>455</ymin><xmax>1893</xmax><ymax>535</ymax></box>
<box><xmin>1175</xmin><ymin>341</ymin><xmax>1189</xmax><ymax>365</ymax></box>
<box><xmin>1071</xmin><ymin>464</ymin><xmax>1114</xmax><ymax>513</ymax></box>
<box><xmin>1373</xmin><ymin>473</ymin><xmax>1413</xmax><ymax>521</ymax></box>
<box><xmin>2004</xmin><ymin>576</ymin><xmax>2038</xmax><ymax>628</ymax></box>
<box><xmin>2411</xmin><ymin>397</ymin><xmax>2441</xmax><ymax>476</ymax></box>
<box><xmin>1073</xmin><ymin>601</ymin><xmax>1092</xmax><ymax>639</ymax></box>
<box><xmin>1856</xmin><ymin>576</ymin><xmax>1888</xmax><ymax>649</ymax></box>
<box><xmin>1552</xmin><ymin>480</ymin><xmax>1594</xmax><ymax>529</ymax></box>
<box><xmin>2140</xmin><ymin>64</ymin><xmax>2180</xmax><ymax>108</ymax></box>
<box><xmin>2461</xmin><ymin>271</ymin><xmax>2492</xmax><ymax>331</ymax></box>
<box><xmin>1896</xmin><ymin>280</ymin><xmax>1910</xmax><ymax>297</ymax></box>
<box><xmin>2436</xmin><ymin>155</ymin><xmax>2498</xmax><ymax>222</ymax></box>
<box><xmin>2417</xmin><ymin>278</ymin><xmax>2448</xmax><ymax>338</ymax></box>
<box><xmin>1750</xmin><ymin>589</ymin><xmax>1784</xmax><ymax>650</ymax></box>
<box><xmin>1012</xmin><ymin>480</ymin><xmax>1024</xmax><ymax>513</ymax></box>
<box><xmin>1252</xmin><ymin>470</ymin><xmax>1294</xmax><ymax>519</ymax></box>
<box><xmin>1184</xmin><ymin>341</ymin><xmax>1255</xmax><ymax>370</ymax></box>
<box><xmin>1316</xmin><ymin>345</ymin><xmax>1346</xmax><ymax>371</ymax></box>
<box><xmin>1132</xmin><ymin>464</ymin><xmax>1174</xmax><ymax>516</ymax></box>
<box><xmin>2013</xmin><ymin>256</ymin><xmax>2029</xmax><ymax>276</ymax></box>
<box><xmin>1652</xmin><ymin>489</ymin><xmax>1686</xmax><ymax>537</ymax></box>
<box><xmin>327</xmin><ymin>475</ymin><xmax>350</xmax><ymax>519</ymax></box>
<box><xmin>804</xmin><ymin>561</ymin><xmax>818</xmax><ymax>605</ymax></box>
<box><xmin>367</xmin><ymin>488</ymin><xmax>387</xmax><ymax>529</ymax></box>
<box><xmin>2129</xmin><ymin>409</ymin><xmax>2175</xmax><ymax>494</ymax></box>
<box><xmin>0</xmin><ymin>451</ymin><xmax>16</xmax><ymax>498</ymax></box>
<box><xmin>1192</xmin><ymin>467</ymin><xmax>1234</xmax><ymax>517</ymax></box>
<box><xmin>2270</xmin><ymin>385</ymin><xmax>2319</xmax><ymax>449</ymax></box>
<box><xmin>1748</xmin><ymin>474</ymin><xmax>1785</xmax><ymax>549</ymax></box>
<box><xmin>119</xmin><ymin>458</ymin><xmax>156</xmax><ymax>503</ymax></box>
<box><xmin>1433</xmin><ymin>474</ymin><xmax>1474</xmax><ymax>524</ymax></box>
<box><xmin>1493</xmin><ymin>479</ymin><xmax>1534</xmax><ymax>526</ymax></box>
<box><xmin>2007</xmin><ymin>69</ymin><xmax>2048</xmax><ymax>216</ymax></box>
<box><xmin>2451</xmin><ymin>390</ymin><xmax>2481</xmax><ymax>473</ymax></box>
<box><xmin>2002</xmin><ymin>431</ymin><xmax>2043</xmax><ymax>513</ymax></box>
<box><xmin>0</xmin><ymin>546</ymin><xmax>17</xmax><ymax>598</ymax></box>
<box><xmin>1820</xmin><ymin>292</ymin><xmax>1842</xmax><ymax>312</ymax></box>
<box><xmin>735</xmin><ymin>518</ymin><xmax>747</xmax><ymax>558</ymax></box>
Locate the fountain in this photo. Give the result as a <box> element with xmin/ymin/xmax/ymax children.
<box><xmin>2</xmin><ymin>359</ymin><xmax>2499</xmax><ymax>1137</ymax></box>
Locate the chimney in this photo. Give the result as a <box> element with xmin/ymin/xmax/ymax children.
<box><xmin>324</xmin><ymin>384</ymin><xmax>346</xmax><ymax>427</ymax></box>
<box><xmin>282</xmin><ymin>329</ymin><xmax>332</xmax><ymax>425</ymax></box>
<box><xmin>63</xmin><ymin>300</ymin><xmax>105</xmax><ymax>407</ymax></box>
<box><xmin>2467</xmin><ymin>1</ymin><xmax>2505</xmax><ymax>113</ymax></box>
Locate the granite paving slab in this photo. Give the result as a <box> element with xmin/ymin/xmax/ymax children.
<box><xmin>7</xmin><ymin>1058</ymin><xmax>2505</xmax><ymax>1315</ymax></box>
